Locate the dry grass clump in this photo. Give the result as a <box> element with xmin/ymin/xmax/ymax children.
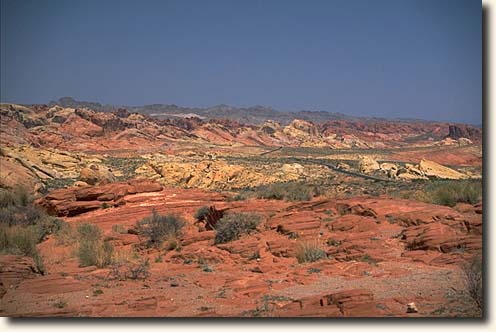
<box><xmin>295</xmin><ymin>240</ymin><xmax>326</xmax><ymax>263</ymax></box>
<box><xmin>77</xmin><ymin>223</ymin><xmax>114</xmax><ymax>268</ymax></box>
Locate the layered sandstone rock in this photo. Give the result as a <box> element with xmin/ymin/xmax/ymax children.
<box><xmin>37</xmin><ymin>180</ymin><xmax>163</xmax><ymax>216</ymax></box>
<box><xmin>418</xmin><ymin>159</ymin><xmax>466</xmax><ymax>180</ymax></box>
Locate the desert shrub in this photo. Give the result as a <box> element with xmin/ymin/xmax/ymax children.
<box><xmin>194</xmin><ymin>206</ymin><xmax>210</xmax><ymax>220</ymax></box>
<box><xmin>55</xmin><ymin>222</ymin><xmax>77</xmax><ymax>245</ymax></box>
<box><xmin>0</xmin><ymin>202</ymin><xmax>44</xmax><ymax>227</ymax></box>
<box><xmin>127</xmin><ymin>258</ymin><xmax>150</xmax><ymax>280</ymax></box>
<box><xmin>0</xmin><ymin>188</ymin><xmax>68</xmax><ymax>274</ymax></box>
<box><xmin>164</xmin><ymin>235</ymin><xmax>179</xmax><ymax>251</ymax></box>
<box><xmin>253</xmin><ymin>181</ymin><xmax>319</xmax><ymax>201</ymax></box>
<box><xmin>415</xmin><ymin>180</ymin><xmax>482</xmax><ymax>207</ymax></box>
<box><xmin>0</xmin><ymin>187</ymin><xmax>66</xmax><ymax>241</ymax></box>
<box><xmin>108</xmin><ymin>257</ymin><xmax>150</xmax><ymax>280</ymax></box>
<box><xmin>227</xmin><ymin>194</ymin><xmax>247</xmax><ymax>201</ymax></box>
<box><xmin>136</xmin><ymin>209</ymin><xmax>185</xmax><ymax>247</ymax></box>
<box><xmin>462</xmin><ymin>255</ymin><xmax>483</xmax><ymax>311</ymax></box>
<box><xmin>0</xmin><ymin>225</ymin><xmax>38</xmax><ymax>257</ymax></box>
<box><xmin>295</xmin><ymin>240</ymin><xmax>326</xmax><ymax>263</ymax></box>
<box><xmin>0</xmin><ymin>187</ymin><xmax>30</xmax><ymax>209</ymax></box>
<box><xmin>360</xmin><ymin>254</ymin><xmax>378</xmax><ymax>265</ymax></box>
<box><xmin>214</xmin><ymin>213</ymin><xmax>261</xmax><ymax>244</ymax></box>
<box><xmin>35</xmin><ymin>217</ymin><xmax>67</xmax><ymax>242</ymax></box>
<box><xmin>52</xmin><ymin>299</ymin><xmax>67</xmax><ymax>309</ymax></box>
<box><xmin>327</xmin><ymin>238</ymin><xmax>341</xmax><ymax>247</ymax></box>
<box><xmin>77</xmin><ymin>223</ymin><xmax>114</xmax><ymax>268</ymax></box>
<box><xmin>0</xmin><ymin>225</ymin><xmax>45</xmax><ymax>273</ymax></box>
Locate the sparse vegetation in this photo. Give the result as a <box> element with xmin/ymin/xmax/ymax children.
<box><xmin>241</xmin><ymin>295</ymin><xmax>294</xmax><ymax>317</ymax></box>
<box><xmin>295</xmin><ymin>240</ymin><xmax>326</xmax><ymax>263</ymax></box>
<box><xmin>253</xmin><ymin>181</ymin><xmax>319</xmax><ymax>201</ymax></box>
<box><xmin>111</xmin><ymin>224</ymin><xmax>127</xmax><ymax>234</ymax></box>
<box><xmin>77</xmin><ymin>223</ymin><xmax>114</xmax><ymax>268</ymax></box>
<box><xmin>462</xmin><ymin>255</ymin><xmax>483</xmax><ymax>312</ymax></box>
<box><xmin>108</xmin><ymin>257</ymin><xmax>150</xmax><ymax>280</ymax></box>
<box><xmin>327</xmin><ymin>238</ymin><xmax>341</xmax><ymax>247</ymax></box>
<box><xmin>0</xmin><ymin>187</ymin><xmax>67</xmax><ymax>274</ymax></box>
<box><xmin>136</xmin><ymin>209</ymin><xmax>185</xmax><ymax>247</ymax></box>
<box><xmin>93</xmin><ymin>289</ymin><xmax>104</xmax><ymax>296</ymax></box>
<box><xmin>411</xmin><ymin>180</ymin><xmax>482</xmax><ymax>207</ymax></box>
<box><xmin>308</xmin><ymin>267</ymin><xmax>321</xmax><ymax>274</ymax></box>
<box><xmin>103</xmin><ymin>156</ymin><xmax>146</xmax><ymax>180</ymax></box>
<box><xmin>214</xmin><ymin>213</ymin><xmax>261</xmax><ymax>244</ymax></box>
<box><xmin>52</xmin><ymin>299</ymin><xmax>67</xmax><ymax>309</ymax></box>
<box><xmin>127</xmin><ymin>258</ymin><xmax>151</xmax><ymax>280</ymax></box>
<box><xmin>0</xmin><ymin>225</ymin><xmax>40</xmax><ymax>257</ymax></box>
<box><xmin>360</xmin><ymin>254</ymin><xmax>378</xmax><ymax>265</ymax></box>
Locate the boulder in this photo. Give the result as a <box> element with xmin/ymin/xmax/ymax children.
<box><xmin>336</xmin><ymin>162</ymin><xmax>351</xmax><ymax>171</ymax></box>
<box><xmin>281</xmin><ymin>163</ymin><xmax>304</xmax><ymax>175</ymax></box>
<box><xmin>79</xmin><ymin>163</ymin><xmax>116</xmax><ymax>185</ymax></box>
<box><xmin>418</xmin><ymin>159</ymin><xmax>466</xmax><ymax>180</ymax></box>
<box><xmin>357</xmin><ymin>156</ymin><xmax>380</xmax><ymax>174</ymax></box>
<box><xmin>458</xmin><ymin>138</ymin><xmax>473</xmax><ymax>146</ymax></box>
<box><xmin>380</xmin><ymin>162</ymin><xmax>398</xmax><ymax>178</ymax></box>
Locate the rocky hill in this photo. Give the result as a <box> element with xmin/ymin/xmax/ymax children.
<box><xmin>1</xmin><ymin>103</ymin><xmax>481</xmax><ymax>153</ymax></box>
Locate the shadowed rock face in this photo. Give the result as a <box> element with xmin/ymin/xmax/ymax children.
<box><xmin>447</xmin><ymin>124</ymin><xmax>482</xmax><ymax>141</ymax></box>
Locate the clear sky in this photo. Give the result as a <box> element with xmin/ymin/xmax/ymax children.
<box><xmin>1</xmin><ymin>0</ymin><xmax>481</xmax><ymax>124</ymax></box>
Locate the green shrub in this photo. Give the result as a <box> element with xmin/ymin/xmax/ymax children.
<box><xmin>295</xmin><ymin>240</ymin><xmax>326</xmax><ymax>263</ymax></box>
<box><xmin>416</xmin><ymin>180</ymin><xmax>482</xmax><ymax>207</ymax></box>
<box><xmin>194</xmin><ymin>206</ymin><xmax>210</xmax><ymax>220</ymax></box>
<box><xmin>77</xmin><ymin>223</ymin><xmax>114</xmax><ymax>268</ymax></box>
<box><xmin>214</xmin><ymin>213</ymin><xmax>261</xmax><ymax>244</ymax></box>
<box><xmin>136</xmin><ymin>210</ymin><xmax>185</xmax><ymax>247</ymax></box>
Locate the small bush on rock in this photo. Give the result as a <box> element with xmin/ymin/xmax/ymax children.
<box><xmin>136</xmin><ymin>209</ymin><xmax>185</xmax><ymax>247</ymax></box>
<box><xmin>194</xmin><ymin>206</ymin><xmax>210</xmax><ymax>220</ymax></box>
<box><xmin>214</xmin><ymin>213</ymin><xmax>261</xmax><ymax>244</ymax></box>
<box><xmin>295</xmin><ymin>240</ymin><xmax>326</xmax><ymax>263</ymax></box>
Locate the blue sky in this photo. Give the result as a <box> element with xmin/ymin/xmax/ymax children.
<box><xmin>1</xmin><ymin>0</ymin><xmax>481</xmax><ymax>124</ymax></box>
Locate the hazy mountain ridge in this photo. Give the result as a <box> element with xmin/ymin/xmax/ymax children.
<box><xmin>48</xmin><ymin>97</ymin><xmax>447</xmax><ymax>126</ymax></box>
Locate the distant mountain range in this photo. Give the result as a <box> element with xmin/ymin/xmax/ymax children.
<box><xmin>47</xmin><ymin>97</ymin><xmax>453</xmax><ymax>126</ymax></box>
